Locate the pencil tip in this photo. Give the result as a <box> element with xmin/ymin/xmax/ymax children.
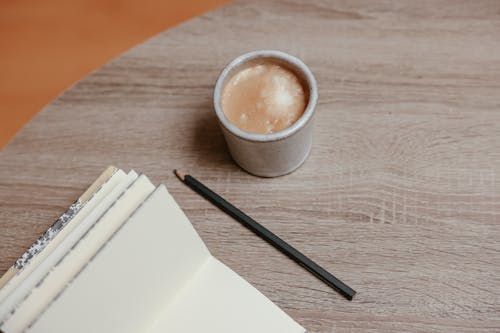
<box><xmin>173</xmin><ymin>169</ymin><xmax>185</xmax><ymax>181</ymax></box>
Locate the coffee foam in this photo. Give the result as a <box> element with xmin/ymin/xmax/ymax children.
<box><xmin>221</xmin><ymin>62</ymin><xmax>306</xmax><ymax>134</ymax></box>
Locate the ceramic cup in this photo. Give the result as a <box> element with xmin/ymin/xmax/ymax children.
<box><xmin>213</xmin><ymin>50</ymin><xmax>318</xmax><ymax>177</ymax></box>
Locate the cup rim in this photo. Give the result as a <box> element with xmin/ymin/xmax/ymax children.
<box><xmin>213</xmin><ymin>50</ymin><xmax>318</xmax><ymax>143</ymax></box>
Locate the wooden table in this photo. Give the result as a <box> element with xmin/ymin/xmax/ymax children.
<box><xmin>1</xmin><ymin>1</ymin><xmax>499</xmax><ymax>331</ymax></box>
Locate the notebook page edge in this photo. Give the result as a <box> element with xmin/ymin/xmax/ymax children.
<box><xmin>2</xmin><ymin>172</ymin><xmax>153</xmax><ymax>332</ymax></box>
<box><xmin>0</xmin><ymin>169</ymin><xmax>130</xmax><ymax>321</ymax></box>
<box><xmin>25</xmin><ymin>184</ymin><xmax>211</xmax><ymax>333</ymax></box>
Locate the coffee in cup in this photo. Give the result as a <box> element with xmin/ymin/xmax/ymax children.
<box><xmin>221</xmin><ymin>62</ymin><xmax>307</xmax><ymax>134</ymax></box>
<box><xmin>213</xmin><ymin>50</ymin><xmax>318</xmax><ymax>177</ymax></box>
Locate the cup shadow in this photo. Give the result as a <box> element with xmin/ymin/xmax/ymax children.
<box><xmin>187</xmin><ymin>101</ymin><xmax>237</xmax><ymax>171</ymax></box>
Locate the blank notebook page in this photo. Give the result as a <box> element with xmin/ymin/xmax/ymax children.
<box><xmin>26</xmin><ymin>185</ymin><xmax>211</xmax><ymax>333</ymax></box>
<box><xmin>147</xmin><ymin>256</ymin><xmax>305</xmax><ymax>333</ymax></box>
<box><xmin>25</xmin><ymin>185</ymin><xmax>305</xmax><ymax>333</ymax></box>
<box><xmin>2</xmin><ymin>173</ymin><xmax>156</xmax><ymax>333</ymax></box>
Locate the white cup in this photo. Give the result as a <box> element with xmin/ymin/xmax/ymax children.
<box><xmin>213</xmin><ymin>50</ymin><xmax>318</xmax><ymax>177</ymax></box>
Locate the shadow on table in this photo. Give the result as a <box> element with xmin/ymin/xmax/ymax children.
<box><xmin>188</xmin><ymin>103</ymin><xmax>237</xmax><ymax>172</ymax></box>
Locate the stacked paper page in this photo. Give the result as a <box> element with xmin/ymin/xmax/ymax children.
<box><xmin>0</xmin><ymin>167</ymin><xmax>306</xmax><ymax>333</ymax></box>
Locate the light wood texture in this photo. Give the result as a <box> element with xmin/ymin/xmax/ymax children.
<box><xmin>1</xmin><ymin>0</ymin><xmax>500</xmax><ymax>331</ymax></box>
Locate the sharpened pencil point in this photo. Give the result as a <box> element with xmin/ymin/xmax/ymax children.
<box><xmin>174</xmin><ymin>169</ymin><xmax>185</xmax><ymax>181</ymax></box>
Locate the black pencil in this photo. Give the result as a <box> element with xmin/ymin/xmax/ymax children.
<box><xmin>174</xmin><ymin>169</ymin><xmax>356</xmax><ymax>301</ymax></box>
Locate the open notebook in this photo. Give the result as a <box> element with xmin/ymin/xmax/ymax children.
<box><xmin>0</xmin><ymin>167</ymin><xmax>306</xmax><ymax>333</ymax></box>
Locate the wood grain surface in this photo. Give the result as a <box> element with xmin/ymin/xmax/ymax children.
<box><xmin>1</xmin><ymin>0</ymin><xmax>500</xmax><ymax>331</ymax></box>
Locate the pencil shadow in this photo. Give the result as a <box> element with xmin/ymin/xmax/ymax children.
<box><xmin>188</xmin><ymin>101</ymin><xmax>236</xmax><ymax>171</ymax></box>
